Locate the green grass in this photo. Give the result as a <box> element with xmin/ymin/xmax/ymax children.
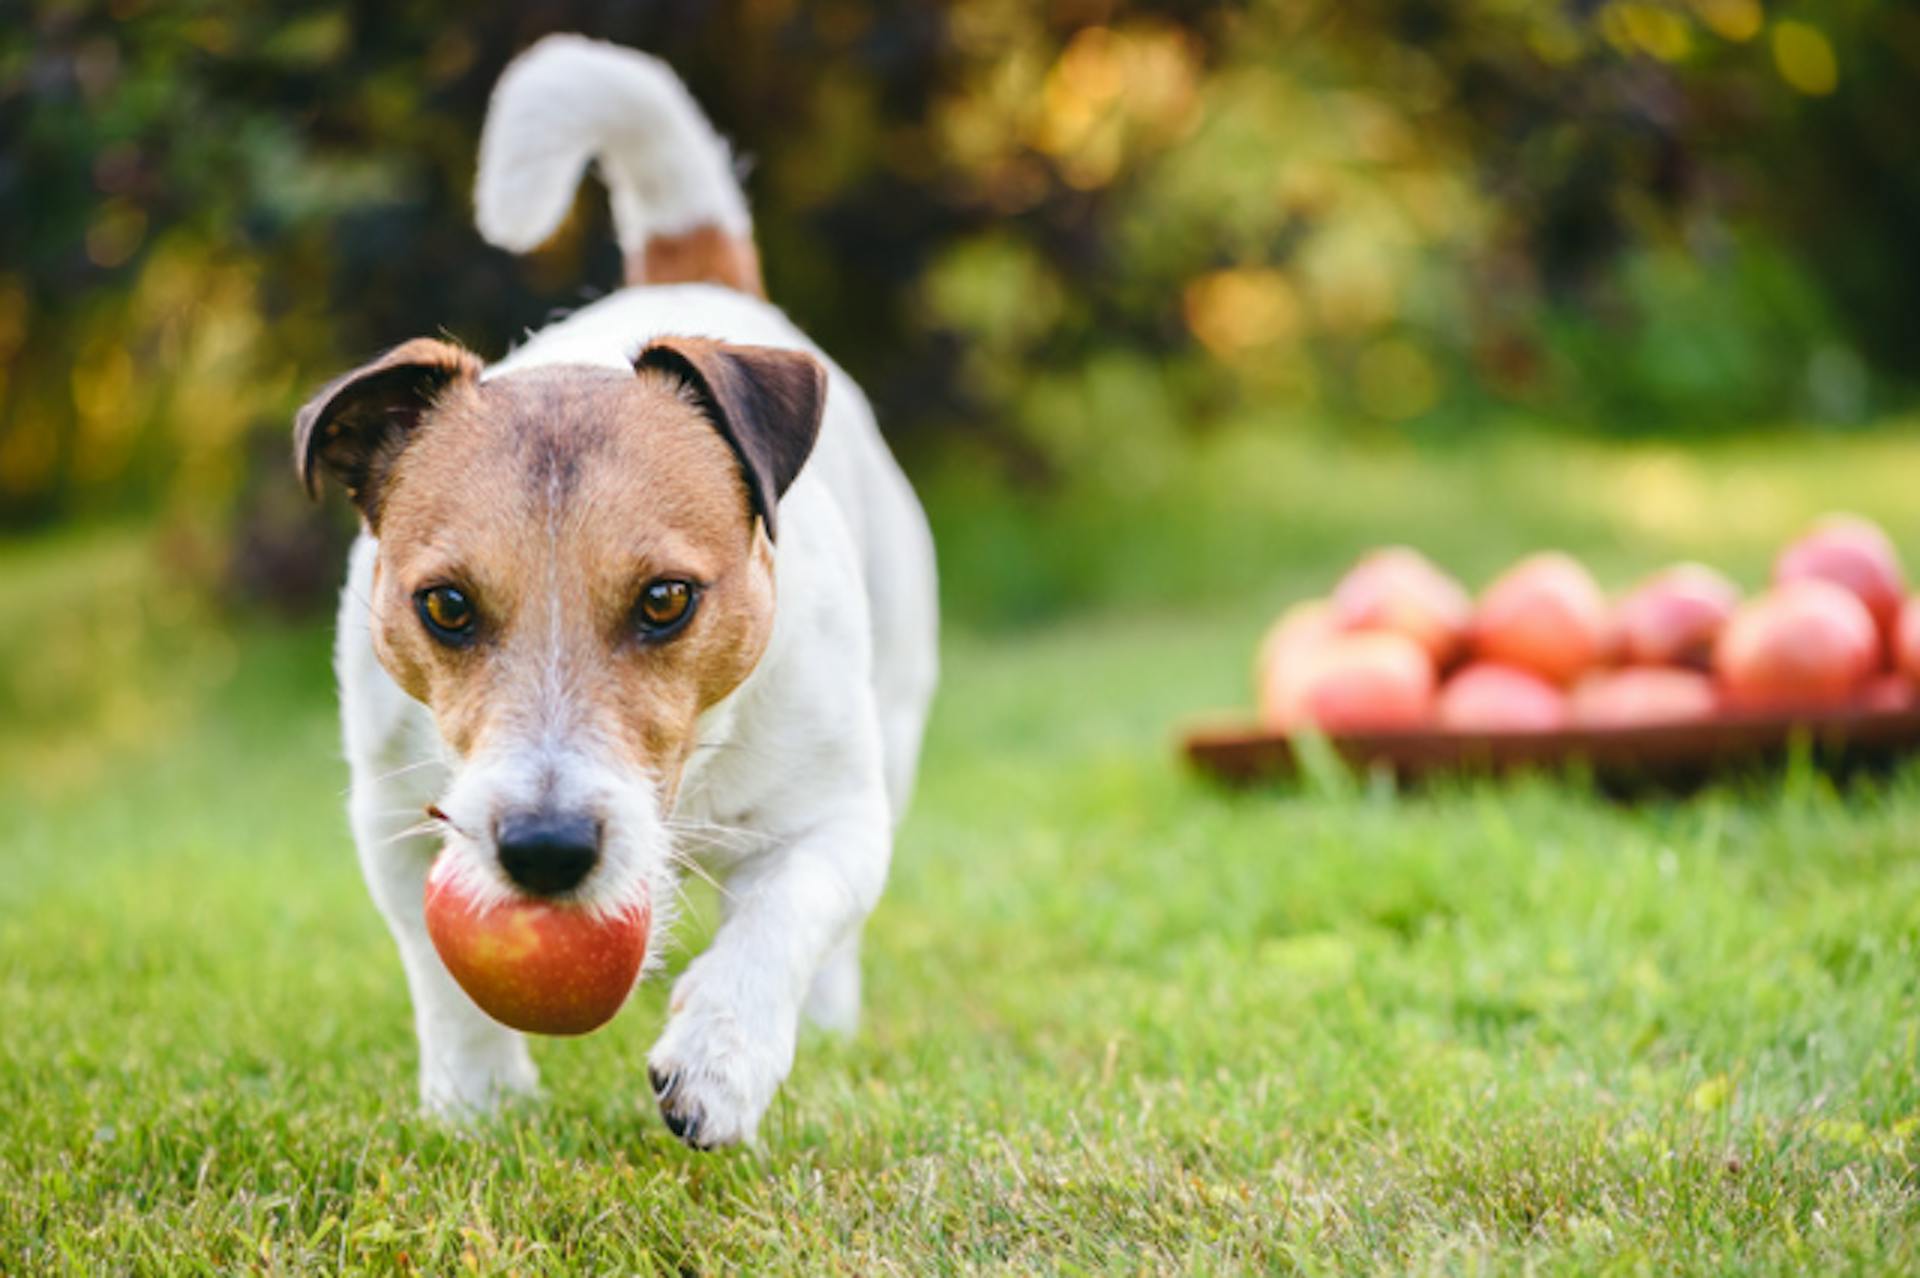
<box><xmin>4</xmin><ymin>429</ymin><xmax>1920</xmax><ymax>1273</ymax></box>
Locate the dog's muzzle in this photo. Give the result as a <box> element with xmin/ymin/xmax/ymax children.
<box><xmin>495</xmin><ymin>807</ymin><xmax>601</xmax><ymax>896</ymax></box>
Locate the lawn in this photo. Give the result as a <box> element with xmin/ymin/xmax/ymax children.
<box><xmin>3</xmin><ymin>428</ymin><xmax>1919</xmax><ymax>1273</ymax></box>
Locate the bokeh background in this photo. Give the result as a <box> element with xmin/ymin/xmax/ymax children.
<box><xmin>4</xmin><ymin>0</ymin><xmax>1919</xmax><ymax>775</ymax></box>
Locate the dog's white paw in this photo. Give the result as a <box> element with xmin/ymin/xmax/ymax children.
<box><xmin>647</xmin><ymin>973</ymin><xmax>794</xmax><ymax>1150</ymax></box>
<box><xmin>418</xmin><ymin>1043</ymin><xmax>540</xmax><ymax>1120</ymax></box>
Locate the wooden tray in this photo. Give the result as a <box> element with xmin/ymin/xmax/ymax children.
<box><xmin>1183</xmin><ymin>704</ymin><xmax>1920</xmax><ymax>793</ymax></box>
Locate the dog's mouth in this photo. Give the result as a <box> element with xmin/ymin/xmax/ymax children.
<box><xmin>421</xmin><ymin>785</ymin><xmax>668</xmax><ymax>925</ymax></box>
<box><xmin>421</xmin><ymin>838</ymin><xmax>652</xmax><ymax>1036</ymax></box>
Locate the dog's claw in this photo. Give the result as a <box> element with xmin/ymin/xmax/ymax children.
<box><xmin>660</xmin><ymin>1099</ymin><xmax>699</xmax><ymax>1145</ymax></box>
<box><xmin>651</xmin><ymin>1066</ymin><xmax>716</xmax><ymax>1149</ymax></box>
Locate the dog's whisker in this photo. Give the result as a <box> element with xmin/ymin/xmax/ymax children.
<box><xmin>368</xmin><ymin>758</ymin><xmax>447</xmax><ymax>786</ymax></box>
<box><xmin>343</xmin><ymin>582</ymin><xmax>380</xmax><ymax>619</ymax></box>
<box><xmin>672</xmin><ymin>848</ymin><xmax>757</xmax><ymax>877</ymax></box>
<box><xmin>667</xmin><ymin>881</ymin><xmax>713</xmax><ymax>931</ymax></box>
<box><xmin>659</xmin><ymin>845</ymin><xmax>736</xmax><ymax>903</ymax></box>
<box><xmin>424</xmin><ymin>804</ymin><xmax>475</xmax><ymax>842</ymax></box>
<box><xmin>376</xmin><ymin>821</ymin><xmax>440</xmax><ymax>848</ymax></box>
<box><xmin>664</xmin><ymin>817</ymin><xmax>777</xmax><ymax>847</ymax></box>
<box><xmin>663</xmin><ymin>814</ymin><xmax>761</xmax><ymax>832</ymax></box>
<box><xmin>665</xmin><ymin>833</ymin><xmax>766</xmax><ymax>875</ymax></box>
<box><xmin>342</xmin><ymin>758</ymin><xmax>448</xmax><ymax>798</ymax></box>
<box><xmin>666</xmin><ymin>830</ymin><xmax>765</xmax><ymax>857</ymax></box>
<box><xmin>688</xmin><ymin>738</ymin><xmax>786</xmax><ymax>762</ymax></box>
<box><xmin>666</xmin><ymin>870</ymin><xmax>718</xmax><ymax>928</ymax></box>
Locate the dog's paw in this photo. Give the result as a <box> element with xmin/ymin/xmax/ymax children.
<box><xmin>646</xmin><ymin>983</ymin><xmax>794</xmax><ymax>1150</ymax></box>
<box><xmin>418</xmin><ymin>1045</ymin><xmax>540</xmax><ymax>1120</ymax></box>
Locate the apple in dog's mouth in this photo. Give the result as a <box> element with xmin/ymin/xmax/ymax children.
<box><xmin>424</xmin><ymin>852</ymin><xmax>649</xmax><ymax>1036</ymax></box>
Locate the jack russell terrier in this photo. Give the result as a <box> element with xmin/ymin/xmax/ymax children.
<box><xmin>296</xmin><ymin>34</ymin><xmax>938</xmax><ymax>1149</ymax></box>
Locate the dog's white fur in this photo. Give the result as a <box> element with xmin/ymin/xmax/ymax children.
<box><xmin>476</xmin><ymin>35</ymin><xmax>751</xmax><ymax>253</ymax></box>
<box><xmin>335</xmin><ymin>35</ymin><xmax>938</xmax><ymax>1148</ymax></box>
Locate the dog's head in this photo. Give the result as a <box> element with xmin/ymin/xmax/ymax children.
<box><xmin>296</xmin><ymin>337</ymin><xmax>826</xmax><ymax>913</ymax></box>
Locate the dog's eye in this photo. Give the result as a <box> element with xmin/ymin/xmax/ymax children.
<box><xmin>416</xmin><ymin>585</ymin><xmax>477</xmax><ymax>644</ymax></box>
<box><xmin>633</xmin><ymin>579</ymin><xmax>697</xmax><ymax>639</ymax></box>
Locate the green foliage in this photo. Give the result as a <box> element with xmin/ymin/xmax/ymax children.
<box><xmin>925</xmin><ymin>411</ymin><xmax>1920</xmax><ymax>626</ymax></box>
<box><xmin>4</xmin><ymin>0</ymin><xmax>1920</xmax><ymax>594</ymax></box>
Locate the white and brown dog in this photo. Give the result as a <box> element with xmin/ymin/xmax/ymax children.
<box><xmin>297</xmin><ymin>35</ymin><xmax>938</xmax><ymax>1149</ymax></box>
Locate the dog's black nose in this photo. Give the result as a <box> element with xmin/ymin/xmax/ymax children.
<box><xmin>496</xmin><ymin>809</ymin><xmax>601</xmax><ymax>896</ymax></box>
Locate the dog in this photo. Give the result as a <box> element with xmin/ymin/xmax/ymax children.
<box><xmin>296</xmin><ymin>34</ymin><xmax>938</xmax><ymax>1149</ymax></box>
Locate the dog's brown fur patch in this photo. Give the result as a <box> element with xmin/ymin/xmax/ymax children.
<box><xmin>370</xmin><ymin>365</ymin><xmax>776</xmax><ymax>797</ymax></box>
<box><xmin>627</xmin><ymin>224</ymin><xmax>764</xmax><ymax>297</ymax></box>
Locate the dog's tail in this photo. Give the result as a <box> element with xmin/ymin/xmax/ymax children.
<box><xmin>474</xmin><ymin>34</ymin><xmax>762</xmax><ymax>296</ymax></box>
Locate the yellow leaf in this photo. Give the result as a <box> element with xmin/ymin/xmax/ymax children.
<box><xmin>1773</xmin><ymin>21</ymin><xmax>1838</xmax><ymax>96</ymax></box>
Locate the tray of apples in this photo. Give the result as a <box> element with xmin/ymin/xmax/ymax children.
<box><xmin>1186</xmin><ymin>515</ymin><xmax>1920</xmax><ymax>790</ymax></box>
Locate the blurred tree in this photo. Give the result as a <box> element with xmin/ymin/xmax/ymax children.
<box><xmin>2</xmin><ymin>0</ymin><xmax>1916</xmax><ymax>596</ymax></box>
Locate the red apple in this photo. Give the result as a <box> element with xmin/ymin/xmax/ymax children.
<box><xmin>425</xmin><ymin>854</ymin><xmax>649</xmax><ymax>1036</ymax></box>
<box><xmin>1472</xmin><ymin>552</ymin><xmax>1610</xmax><ymax>685</ymax></box>
<box><xmin>1255</xmin><ymin>600</ymin><xmax>1341</xmax><ymax>731</ymax></box>
<box><xmin>1895</xmin><ymin>596</ymin><xmax>1920</xmax><ymax>683</ymax></box>
<box><xmin>1713</xmin><ymin>579</ymin><xmax>1879</xmax><ymax>712</ymax></box>
<box><xmin>1330</xmin><ymin>546</ymin><xmax>1473</xmax><ymax>666</ymax></box>
<box><xmin>1775</xmin><ymin>513</ymin><xmax>1905</xmax><ymax>647</ymax></box>
<box><xmin>1570</xmin><ymin>667</ymin><xmax>1718</xmax><ymax>728</ymax></box>
<box><xmin>1859</xmin><ymin>672</ymin><xmax>1916</xmax><ymax>714</ymax></box>
<box><xmin>1293</xmin><ymin>630</ymin><xmax>1435</xmax><ymax>733</ymax></box>
<box><xmin>1613</xmin><ymin>563</ymin><xmax>1741</xmax><ymax>669</ymax></box>
<box><xmin>1436</xmin><ymin>662</ymin><xmax>1568</xmax><ymax>732</ymax></box>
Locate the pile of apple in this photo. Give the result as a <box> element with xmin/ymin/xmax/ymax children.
<box><xmin>1257</xmin><ymin>515</ymin><xmax>1920</xmax><ymax>735</ymax></box>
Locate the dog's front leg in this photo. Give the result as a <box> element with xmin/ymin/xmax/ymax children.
<box><xmin>349</xmin><ymin>781</ymin><xmax>540</xmax><ymax>1117</ymax></box>
<box><xmin>647</xmin><ymin>797</ymin><xmax>889</xmax><ymax>1149</ymax></box>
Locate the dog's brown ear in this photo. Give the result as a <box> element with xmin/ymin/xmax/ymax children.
<box><xmin>634</xmin><ymin>338</ymin><xmax>827</xmax><ymax>539</ymax></box>
<box><xmin>294</xmin><ymin>338</ymin><xmax>483</xmax><ymax>518</ymax></box>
